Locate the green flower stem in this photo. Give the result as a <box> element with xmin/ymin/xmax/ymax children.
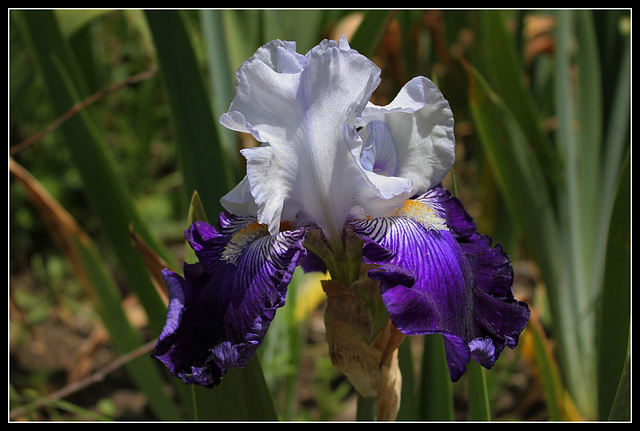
<box><xmin>304</xmin><ymin>228</ymin><xmax>364</xmax><ymax>285</ymax></box>
<box><xmin>467</xmin><ymin>360</ymin><xmax>491</xmax><ymax>421</ymax></box>
<box><xmin>419</xmin><ymin>334</ymin><xmax>454</xmax><ymax>420</ymax></box>
<box><xmin>356</xmin><ymin>395</ymin><xmax>378</xmax><ymax>421</ymax></box>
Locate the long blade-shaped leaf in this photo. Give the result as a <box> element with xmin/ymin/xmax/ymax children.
<box><xmin>261</xmin><ymin>9</ymin><xmax>324</xmax><ymax>54</ymax></box>
<box><xmin>145</xmin><ymin>10</ymin><xmax>235</xmax><ymax>218</ymax></box>
<box><xmin>464</xmin><ymin>61</ymin><xmax>562</xmax><ymax>290</ymax></box>
<box><xmin>608</xmin><ymin>340</ymin><xmax>630</xmax><ymax>421</ymax></box>
<box><xmin>199</xmin><ymin>9</ymin><xmax>243</xmax><ymax>184</ymax></box>
<box><xmin>464</xmin><ymin>61</ymin><xmax>594</xmax><ymax>417</ymax></box>
<box><xmin>17</xmin><ymin>9</ymin><xmax>169</xmax><ymax>332</ymax></box>
<box><xmin>477</xmin><ymin>10</ymin><xmax>563</xmax><ymax>192</ymax></box>
<box><xmin>596</xmin><ymin>16</ymin><xmax>630</xmax><ymax>291</ymax></box>
<box><xmin>553</xmin><ymin>11</ymin><xmax>599</xmax><ymax>416</ymax></box>
<box><xmin>417</xmin><ymin>335</ymin><xmax>454</xmax><ymax>420</ymax></box>
<box><xmin>597</xmin><ymin>153</ymin><xmax>630</xmax><ymax>420</ymax></box>
<box><xmin>467</xmin><ymin>361</ymin><xmax>491</xmax><ymax>421</ymax></box>
<box><xmin>526</xmin><ymin>311</ymin><xmax>565</xmax><ymax>420</ymax></box>
<box><xmin>10</xmin><ymin>158</ymin><xmax>182</xmax><ymax>420</ymax></box>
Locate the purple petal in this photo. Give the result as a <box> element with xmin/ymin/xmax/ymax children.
<box><xmin>350</xmin><ymin>186</ymin><xmax>529</xmax><ymax>382</ymax></box>
<box><xmin>152</xmin><ymin>213</ymin><xmax>307</xmax><ymax>387</ymax></box>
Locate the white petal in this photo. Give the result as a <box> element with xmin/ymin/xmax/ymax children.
<box><xmin>220</xmin><ymin>38</ymin><xmax>390</xmax><ymax>243</ymax></box>
<box><xmin>219</xmin><ymin>41</ymin><xmax>455</xmax><ymax>246</ymax></box>
<box><xmin>344</xmin><ymin>123</ymin><xmax>412</xmax><ymax>216</ymax></box>
<box><xmin>359</xmin><ymin>120</ymin><xmax>400</xmax><ymax>176</ymax></box>
<box><xmin>362</xmin><ymin>76</ymin><xmax>456</xmax><ymax>197</ymax></box>
<box><xmin>220</xmin><ymin>176</ymin><xmax>258</xmax><ymax>218</ymax></box>
<box><xmin>219</xmin><ymin>40</ymin><xmax>308</xmax><ymax>145</ymax></box>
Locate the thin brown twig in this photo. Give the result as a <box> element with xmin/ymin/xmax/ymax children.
<box><xmin>9</xmin><ymin>338</ymin><xmax>157</xmax><ymax>420</ymax></box>
<box><xmin>10</xmin><ymin>65</ymin><xmax>157</xmax><ymax>156</ymax></box>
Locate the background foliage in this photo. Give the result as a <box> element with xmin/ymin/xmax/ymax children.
<box><xmin>10</xmin><ymin>9</ymin><xmax>630</xmax><ymax>421</ymax></box>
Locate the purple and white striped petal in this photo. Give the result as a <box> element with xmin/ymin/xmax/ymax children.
<box><xmin>350</xmin><ymin>186</ymin><xmax>530</xmax><ymax>381</ymax></box>
<box><xmin>152</xmin><ymin>213</ymin><xmax>307</xmax><ymax>387</ymax></box>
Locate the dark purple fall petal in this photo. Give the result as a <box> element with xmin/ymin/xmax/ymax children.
<box><xmin>152</xmin><ymin>214</ymin><xmax>307</xmax><ymax>387</ymax></box>
<box><xmin>350</xmin><ymin>186</ymin><xmax>530</xmax><ymax>381</ymax></box>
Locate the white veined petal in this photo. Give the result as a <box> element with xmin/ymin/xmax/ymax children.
<box><xmin>343</xmin><ymin>123</ymin><xmax>412</xmax><ymax>217</ymax></box>
<box><xmin>220</xmin><ymin>176</ymin><xmax>258</xmax><ymax>219</ymax></box>
<box><xmin>359</xmin><ymin>120</ymin><xmax>398</xmax><ymax>176</ymax></box>
<box><xmin>362</xmin><ymin>76</ymin><xmax>456</xmax><ymax>197</ymax></box>
<box><xmin>219</xmin><ymin>37</ymin><xmax>387</xmax><ymax>242</ymax></box>
<box><xmin>219</xmin><ymin>38</ymin><xmax>456</xmax><ymax>247</ymax></box>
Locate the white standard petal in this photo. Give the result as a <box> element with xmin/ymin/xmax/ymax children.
<box><xmin>220</xmin><ymin>174</ymin><xmax>258</xmax><ymax>221</ymax></box>
<box><xmin>220</xmin><ymin>37</ymin><xmax>400</xmax><ymax>246</ymax></box>
<box><xmin>361</xmin><ymin>76</ymin><xmax>456</xmax><ymax>197</ymax></box>
<box><xmin>344</xmin><ymin>122</ymin><xmax>412</xmax><ymax>219</ymax></box>
<box><xmin>219</xmin><ymin>39</ymin><xmax>307</xmax><ymax>144</ymax></box>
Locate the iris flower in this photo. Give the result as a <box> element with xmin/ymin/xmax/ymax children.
<box><xmin>152</xmin><ymin>36</ymin><xmax>530</xmax><ymax>389</ymax></box>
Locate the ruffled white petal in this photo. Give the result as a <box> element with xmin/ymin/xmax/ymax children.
<box><xmin>219</xmin><ymin>38</ymin><xmax>455</xmax><ymax>245</ymax></box>
<box><xmin>220</xmin><ymin>37</ymin><xmax>404</xmax><ymax>243</ymax></box>
<box><xmin>361</xmin><ymin>76</ymin><xmax>456</xmax><ymax>197</ymax></box>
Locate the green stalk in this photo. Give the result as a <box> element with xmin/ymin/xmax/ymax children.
<box><xmin>418</xmin><ymin>334</ymin><xmax>454</xmax><ymax>421</ymax></box>
<box><xmin>467</xmin><ymin>361</ymin><xmax>491</xmax><ymax>421</ymax></box>
<box><xmin>356</xmin><ymin>396</ymin><xmax>378</xmax><ymax>421</ymax></box>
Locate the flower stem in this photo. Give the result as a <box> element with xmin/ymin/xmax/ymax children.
<box><xmin>467</xmin><ymin>360</ymin><xmax>491</xmax><ymax>420</ymax></box>
<box><xmin>356</xmin><ymin>395</ymin><xmax>377</xmax><ymax>421</ymax></box>
<box><xmin>304</xmin><ymin>228</ymin><xmax>363</xmax><ymax>285</ymax></box>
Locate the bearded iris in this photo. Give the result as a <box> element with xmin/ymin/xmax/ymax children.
<box><xmin>152</xmin><ymin>36</ymin><xmax>530</xmax><ymax>389</ymax></box>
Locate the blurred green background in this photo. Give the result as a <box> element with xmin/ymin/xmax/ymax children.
<box><xmin>9</xmin><ymin>9</ymin><xmax>630</xmax><ymax>421</ymax></box>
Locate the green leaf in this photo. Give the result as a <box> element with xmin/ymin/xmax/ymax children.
<box><xmin>10</xmin><ymin>158</ymin><xmax>182</xmax><ymax>420</ymax></box>
<box><xmin>53</xmin><ymin>9</ymin><xmax>111</xmax><ymax>38</ymax></box>
<box><xmin>261</xmin><ymin>9</ymin><xmax>324</xmax><ymax>54</ymax></box>
<box><xmin>17</xmin><ymin>9</ymin><xmax>169</xmax><ymax>333</ymax></box>
<box><xmin>199</xmin><ymin>9</ymin><xmax>243</xmax><ymax>184</ymax></box>
<box><xmin>527</xmin><ymin>313</ymin><xmax>565</xmax><ymax>420</ymax></box>
<box><xmin>396</xmin><ymin>339</ymin><xmax>417</xmax><ymax>420</ymax></box>
<box><xmin>189</xmin><ymin>357</ymin><xmax>279</xmax><ymax>421</ymax></box>
<box><xmin>464</xmin><ymin>60</ymin><xmax>593</xmax><ymax>416</ymax></box>
<box><xmin>575</xmin><ymin>10</ymin><xmax>603</xmax><ymax>191</ymax></box>
<box><xmin>145</xmin><ymin>10</ymin><xmax>235</xmax><ymax>219</ymax></box>
<box><xmin>597</xmin><ymin>153</ymin><xmax>630</xmax><ymax>420</ymax></box>
<box><xmin>72</xmin><ymin>235</ymin><xmax>183</xmax><ymax>420</ymax></box>
<box><xmin>608</xmin><ymin>341</ymin><xmax>630</xmax><ymax>421</ymax></box>
<box><xmin>467</xmin><ymin>361</ymin><xmax>491</xmax><ymax>421</ymax></box>
<box><xmin>552</xmin><ymin>11</ymin><xmax>600</xmax><ymax>416</ymax></box>
<box><xmin>417</xmin><ymin>335</ymin><xmax>453</xmax><ymax>420</ymax></box>
<box><xmin>599</xmin><ymin>16</ymin><xmax>630</xmax><ymax>250</ymax></box>
<box><xmin>464</xmin><ymin>61</ymin><xmax>562</xmax><ymax>288</ymax></box>
<box><xmin>183</xmin><ymin>190</ymin><xmax>208</xmax><ymax>266</ymax></box>
<box><xmin>348</xmin><ymin>10</ymin><xmax>395</xmax><ymax>58</ymax></box>
<box><xmin>219</xmin><ymin>10</ymin><xmax>263</xmax><ymax>74</ymax></box>
<box><xmin>477</xmin><ymin>10</ymin><xmax>563</xmax><ymax>191</ymax></box>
